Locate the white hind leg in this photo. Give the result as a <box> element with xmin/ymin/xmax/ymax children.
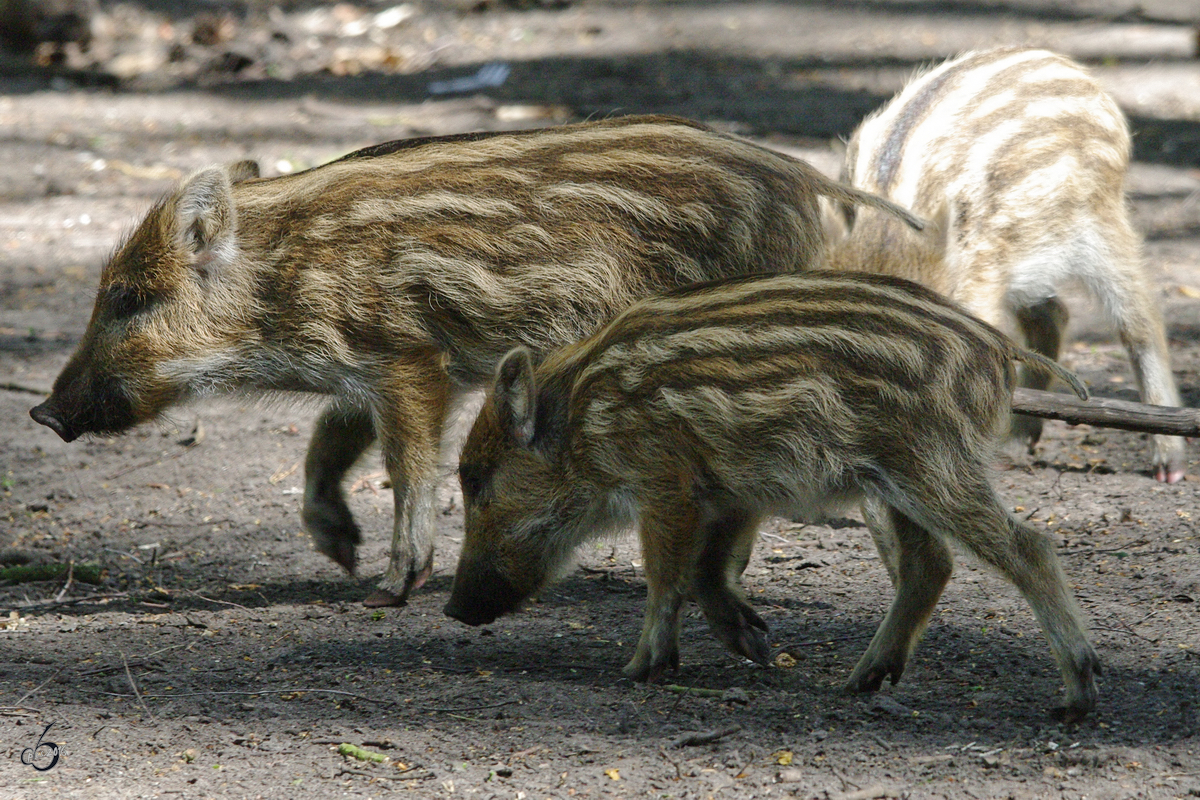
<box><xmin>1078</xmin><ymin>220</ymin><xmax>1185</xmax><ymax>481</ymax></box>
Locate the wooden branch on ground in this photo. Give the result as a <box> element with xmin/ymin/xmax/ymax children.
<box><xmin>1012</xmin><ymin>388</ymin><xmax>1200</xmax><ymax>437</ymax></box>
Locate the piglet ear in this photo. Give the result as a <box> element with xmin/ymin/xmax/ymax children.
<box><xmin>175</xmin><ymin>166</ymin><xmax>239</xmax><ymax>275</ymax></box>
<box><xmin>494</xmin><ymin>347</ymin><xmax>538</xmax><ymax>449</ymax></box>
<box><xmin>226</xmin><ymin>160</ymin><xmax>260</xmax><ymax>183</ymax></box>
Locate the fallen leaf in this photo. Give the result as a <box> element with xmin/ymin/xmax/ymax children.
<box><xmin>269</xmin><ymin>461</ymin><xmax>299</xmax><ymax>484</ymax></box>
<box><xmin>604</xmin><ymin>768</ymin><xmax>620</xmax><ymax>780</ymax></box>
<box><xmin>773</xmin><ymin>652</ymin><xmax>797</xmax><ymax>668</ymax></box>
<box><xmin>775</xmin><ymin>750</ymin><xmax>793</xmax><ymax>766</ymax></box>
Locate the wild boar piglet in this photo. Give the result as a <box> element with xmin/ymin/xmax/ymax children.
<box><xmin>445</xmin><ymin>271</ymin><xmax>1100</xmax><ymax>722</ymax></box>
<box><xmin>27</xmin><ymin>114</ymin><xmax>923</xmax><ymax>607</ymax></box>
<box><xmin>827</xmin><ymin>47</ymin><xmax>1185</xmax><ymax>481</ymax></box>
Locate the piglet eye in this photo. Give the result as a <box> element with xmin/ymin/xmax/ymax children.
<box><xmin>104</xmin><ymin>285</ymin><xmax>154</xmax><ymax>319</ymax></box>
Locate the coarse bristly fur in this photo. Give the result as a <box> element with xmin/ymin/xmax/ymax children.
<box><xmin>27</xmin><ymin>114</ymin><xmax>924</xmax><ymax>607</ymax></box>
<box><xmin>445</xmin><ymin>271</ymin><xmax>1100</xmax><ymax>723</ymax></box>
<box><xmin>825</xmin><ymin>47</ymin><xmax>1186</xmax><ymax>482</ymax></box>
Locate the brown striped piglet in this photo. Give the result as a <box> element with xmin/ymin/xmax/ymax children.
<box><xmin>444</xmin><ymin>271</ymin><xmax>1101</xmax><ymax>722</ymax></box>
<box><xmin>826</xmin><ymin>47</ymin><xmax>1186</xmax><ymax>482</ymax></box>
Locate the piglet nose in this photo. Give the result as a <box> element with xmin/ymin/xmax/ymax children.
<box><xmin>30</xmin><ymin>401</ymin><xmax>77</xmax><ymax>442</ymax></box>
<box><xmin>443</xmin><ymin>597</ymin><xmax>498</xmax><ymax>627</ymax></box>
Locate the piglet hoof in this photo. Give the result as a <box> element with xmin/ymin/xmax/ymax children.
<box><xmin>710</xmin><ymin>602</ymin><xmax>770</xmax><ymax>666</ymax></box>
<box><xmin>843</xmin><ymin>659</ymin><xmax>904</xmax><ymax>695</ymax></box>
<box><xmin>1051</xmin><ymin>649</ymin><xmax>1101</xmax><ymax>724</ymax></box>
<box><xmin>363</xmin><ymin>587</ymin><xmax>406</xmax><ymax>608</ymax></box>
<box><xmin>622</xmin><ymin>648</ymin><xmax>679</xmax><ymax>684</ymax></box>
<box><xmin>1049</xmin><ymin>702</ymin><xmax>1092</xmax><ymax>725</ymax></box>
<box><xmin>409</xmin><ymin>562</ymin><xmax>433</xmax><ymax>592</ymax></box>
<box><xmin>1156</xmin><ymin>465</ymin><xmax>1185</xmax><ymax>484</ymax></box>
<box><xmin>304</xmin><ymin>506</ymin><xmax>361</xmax><ymax>575</ymax></box>
<box><xmin>321</xmin><ymin>538</ymin><xmax>358</xmax><ymax>576</ymax></box>
<box><xmin>363</xmin><ymin>561</ymin><xmax>434</xmax><ymax>608</ymax></box>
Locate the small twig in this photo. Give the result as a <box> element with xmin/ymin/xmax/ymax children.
<box><xmin>670</xmin><ymin>724</ymin><xmax>742</xmax><ymax>748</ymax></box>
<box><xmin>868</xmin><ymin>733</ymin><xmax>893</xmax><ymax>751</ymax></box>
<box><xmin>81</xmin><ymin>657</ymin><xmax>161</xmax><ymax>677</ymax></box>
<box><xmin>832</xmin><ymin>786</ymin><xmax>890</xmax><ymax>800</ymax></box>
<box><xmin>782</xmin><ymin>634</ymin><xmax>872</xmax><ymax>649</ymax></box>
<box><xmin>134</xmin><ymin>518</ymin><xmax>233</xmax><ymax>529</ymax></box>
<box><xmin>1133</xmin><ymin>609</ymin><xmax>1160</xmax><ymax>627</ymax></box>
<box><xmin>13</xmin><ymin>670</ymin><xmax>62</xmax><ymax>707</ymax></box>
<box><xmin>185</xmin><ymin>588</ymin><xmax>251</xmax><ymax>611</ymax></box>
<box><xmin>4</xmin><ymin>592</ymin><xmax>129</xmax><ymax>614</ymax></box>
<box><xmin>1060</xmin><ymin>538</ymin><xmax>1152</xmax><ymax>557</ymax></box>
<box><xmin>0</xmin><ymin>382</ymin><xmax>49</xmax><ymax>395</ymax></box>
<box><xmin>413</xmin><ymin>699</ymin><xmax>518</xmax><ymax>713</ymax></box>
<box><xmin>658</xmin><ymin>746</ymin><xmax>683</xmax><ymax>779</ymax></box>
<box><xmin>0</xmin><ymin>706</ymin><xmax>41</xmax><ymax>716</ymax></box>
<box><xmin>107</xmin><ymin>448</ymin><xmax>192</xmax><ymax>481</ymax></box>
<box><xmin>662</xmin><ymin>684</ymin><xmax>725</xmax><ymax>698</ymax></box>
<box><xmin>832</xmin><ymin>766</ymin><xmax>857</xmax><ymax>792</ymax></box>
<box><xmin>54</xmin><ymin>560</ymin><xmax>75</xmax><ymax>603</ymax></box>
<box><xmin>94</xmin><ymin>687</ymin><xmax>401</xmax><ymax>707</ymax></box>
<box><xmin>79</xmin><ymin>642</ymin><xmax>192</xmax><ymax>676</ymax></box>
<box><xmin>123</xmin><ymin>653</ymin><xmax>155</xmax><ymax>720</ymax></box>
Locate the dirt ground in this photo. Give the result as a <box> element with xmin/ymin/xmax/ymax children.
<box><xmin>1</xmin><ymin>1</ymin><xmax>1199</xmax><ymax>798</ymax></box>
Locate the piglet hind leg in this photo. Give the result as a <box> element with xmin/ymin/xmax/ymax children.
<box><xmin>1009</xmin><ymin>296</ymin><xmax>1070</xmax><ymax>451</ymax></box>
<box><xmin>1115</xmin><ymin>306</ymin><xmax>1186</xmax><ymax>483</ymax></box>
<box><xmin>1086</xmin><ymin>221</ymin><xmax>1186</xmax><ymax>482</ymax></box>
<box><xmin>302</xmin><ymin>404</ymin><xmax>377</xmax><ymax>575</ymax></box>
<box><xmin>691</xmin><ymin>508</ymin><xmax>771</xmax><ymax>667</ymax></box>
<box><xmin>623</xmin><ymin>503</ymin><xmax>704</xmax><ymax>682</ymax></box>
<box><xmin>845</xmin><ymin>501</ymin><xmax>954</xmax><ymax>694</ymax></box>
<box><xmin>921</xmin><ymin>475</ymin><xmax>1100</xmax><ymax>721</ymax></box>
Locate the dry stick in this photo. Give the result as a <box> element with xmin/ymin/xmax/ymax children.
<box><xmin>670</xmin><ymin>724</ymin><xmax>742</xmax><ymax>748</ymax></box>
<box><xmin>91</xmin><ymin>687</ymin><xmax>512</xmax><ymax>713</ymax></box>
<box><xmin>53</xmin><ymin>560</ymin><xmax>75</xmax><ymax>603</ymax></box>
<box><xmin>122</xmin><ymin>653</ymin><xmax>155</xmax><ymax>721</ymax></box>
<box><xmin>184</xmin><ymin>588</ymin><xmax>251</xmax><ymax>611</ymax></box>
<box><xmin>13</xmin><ymin>669</ymin><xmax>63</xmax><ymax>707</ymax></box>
<box><xmin>1012</xmin><ymin>388</ymin><xmax>1200</xmax><ymax>436</ymax></box>
<box><xmin>107</xmin><ymin>447</ymin><xmax>194</xmax><ymax>481</ymax></box>
<box><xmin>94</xmin><ymin>688</ymin><xmax>393</xmax><ymax>705</ymax></box>
<box><xmin>832</xmin><ymin>786</ymin><xmax>892</xmax><ymax>800</ymax></box>
<box><xmin>1060</xmin><ymin>538</ymin><xmax>1152</xmax><ymax>558</ymax></box>
<box><xmin>0</xmin><ymin>382</ymin><xmax>48</xmax><ymax>395</ymax></box>
<box><xmin>5</xmin><ymin>592</ymin><xmax>130</xmax><ymax>614</ymax></box>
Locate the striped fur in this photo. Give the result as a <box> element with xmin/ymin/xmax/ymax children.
<box><xmin>826</xmin><ymin>47</ymin><xmax>1185</xmax><ymax>482</ymax></box>
<box><xmin>445</xmin><ymin>271</ymin><xmax>1100</xmax><ymax>721</ymax></box>
<box><xmin>28</xmin><ymin>115</ymin><xmax>922</xmax><ymax>607</ymax></box>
